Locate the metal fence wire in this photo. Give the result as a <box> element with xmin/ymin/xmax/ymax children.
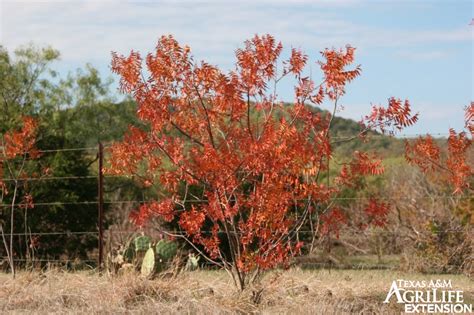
<box><xmin>0</xmin><ymin>141</ymin><xmax>471</xmax><ymax>269</ymax></box>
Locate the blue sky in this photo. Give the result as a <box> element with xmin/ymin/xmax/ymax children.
<box><xmin>1</xmin><ymin>0</ymin><xmax>472</xmax><ymax>135</ymax></box>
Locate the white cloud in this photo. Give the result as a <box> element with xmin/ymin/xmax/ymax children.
<box><xmin>395</xmin><ymin>50</ymin><xmax>450</xmax><ymax>60</ymax></box>
<box><xmin>1</xmin><ymin>0</ymin><xmax>471</xmax><ymax>68</ymax></box>
<box><xmin>0</xmin><ymin>0</ymin><xmax>470</xmax><ymax>133</ymax></box>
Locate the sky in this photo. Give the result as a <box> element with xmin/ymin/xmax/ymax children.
<box><xmin>0</xmin><ymin>0</ymin><xmax>472</xmax><ymax>135</ymax></box>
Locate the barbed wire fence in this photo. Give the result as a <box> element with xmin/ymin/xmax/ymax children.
<box><xmin>0</xmin><ymin>135</ymin><xmax>471</xmax><ymax>271</ymax></box>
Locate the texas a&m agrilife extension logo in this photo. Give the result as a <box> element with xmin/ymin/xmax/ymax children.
<box><xmin>383</xmin><ymin>279</ymin><xmax>472</xmax><ymax>313</ymax></box>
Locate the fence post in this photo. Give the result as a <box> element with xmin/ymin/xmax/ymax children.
<box><xmin>98</xmin><ymin>142</ymin><xmax>104</xmax><ymax>269</ymax></box>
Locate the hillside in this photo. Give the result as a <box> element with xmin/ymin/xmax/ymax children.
<box><xmin>71</xmin><ymin>100</ymin><xmax>406</xmax><ymax>157</ymax></box>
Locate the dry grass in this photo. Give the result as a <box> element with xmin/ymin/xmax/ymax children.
<box><xmin>0</xmin><ymin>268</ymin><xmax>472</xmax><ymax>314</ymax></box>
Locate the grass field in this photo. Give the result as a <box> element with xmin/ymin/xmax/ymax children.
<box><xmin>1</xmin><ymin>268</ymin><xmax>472</xmax><ymax>314</ymax></box>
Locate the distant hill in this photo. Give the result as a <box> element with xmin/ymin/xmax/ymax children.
<box><xmin>291</xmin><ymin>103</ymin><xmax>407</xmax><ymax>158</ymax></box>
<box><xmin>67</xmin><ymin>99</ymin><xmax>407</xmax><ymax>158</ymax></box>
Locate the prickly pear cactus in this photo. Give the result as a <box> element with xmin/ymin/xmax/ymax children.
<box><xmin>134</xmin><ymin>236</ymin><xmax>151</xmax><ymax>252</ymax></box>
<box><xmin>123</xmin><ymin>246</ymin><xmax>135</xmax><ymax>263</ymax></box>
<box><xmin>185</xmin><ymin>254</ymin><xmax>200</xmax><ymax>271</ymax></box>
<box><xmin>141</xmin><ymin>248</ymin><xmax>156</xmax><ymax>278</ymax></box>
<box><xmin>155</xmin><ymin>239</ymin><xmax>178</xmax><ymax>262</ymax></box>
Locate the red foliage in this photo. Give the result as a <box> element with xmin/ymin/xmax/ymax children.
<box><xmin>319</xmin><ymin>208</ymin><xmax>347</xmax><ymax>238</ymax></box>
<box><xmin>465</xmin><ymin>102</ymin><xmax>473</xmax><ymax>137</ymax></box>
<box><xmin>446</xmin><ymin>129</ymin><xmax>472</xmax><ymax>193</ymax></box>
<box><xmin>130</xmin><ymin>199</ymin><xmax>175</xmax><ymax>227</ymax></box>
<box><xmin>335</xmin><ymin>151</ymin><xmax>384</xmax><ymax>187</ymax></box>
<box><xmin>0</xmin><ymin>116</ymin><xmax>40</xmax><ymax>275</ymax></box>
<box><xmin>19</xmin><ymin>193</ymin><xmax>34</xmax><ymax>210</ymax></box>
<box><xmin>108</xmin><ymin>34</ymin><xmax>416</xmax><ymax>285</ymax></box>
<box><xmin>111</xmin><ymin>51</ymin><xmax>142</xmax><ymax>93</ymax></box>
<box><xmin>179</xmin><ymin>207</ymin><xmax>206</xmax><ymax>236</ymax></box>
<box><xmin>318</xmin><ymin>45</ymin><xmax>361</xmax><ymax>100</ymax></box>
<box><xmin>363</xmin><ymin>97</ymin><xmax>418</xmax><ymax>135</ymax></box>
<box><xmin>1</xmin><ymin>116</ymin><xmax>39</xmax><ymax>195</ymax></box>
<box><xmin>364</xmin><ymin>198</ymin><xmax>390</xmax><ymax>227</ymax></box>
<box><xmin>287</xmin><ymin>48</ymin><xmax>308</xmax><ymax>76</ymax></box>
<box><xmin>406</xmin><ymin>106</ymin><xmax>473</xmax><ymax>194</ymax></box>
<box><xmin>405</xmin><ymin>135</ymin><xmax>440</xmax><ymax>172</ymax></box>
<box><xmin>3</xmin><ymin>116</ymin><xmax>39</xmax><ymax>159</ymax></box>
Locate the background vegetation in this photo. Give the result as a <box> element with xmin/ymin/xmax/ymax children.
<box><xmin>0</xmin><ymin>44</ymin><xmax>471</xmax><ymax>278</ymax></box>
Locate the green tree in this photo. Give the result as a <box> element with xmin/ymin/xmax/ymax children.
<box><xmin>0</xmin><ymin>45</ymin><xmax>138</xmax><ymax>263</ymax></box>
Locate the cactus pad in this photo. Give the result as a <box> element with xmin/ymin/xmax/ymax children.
<box><xmin>134</xmin><ymin>236</ymin><xmax>151</xmax><ymax>252</ymax></box>
<box><xmin>141</xmin><ymin>248</ymin><xmax>156</xmax><ymax>277</ymax></box>
<box><xmin>123</xmin><ymin>246</ymin><xmax>135</xmax><ymax>262</ymax></box>
<box><xmin>155</xmin><ymin>239</ymin><xmax>178</xmax><ymax>261</ymax></box>
<box><xmin>185</xmin><ymin>254</ymin><xmax>200</xmax><ymax>271</ymax></box>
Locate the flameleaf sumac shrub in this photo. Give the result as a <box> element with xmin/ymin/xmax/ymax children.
<box><xmin>107</xmin><ymin>34</ymin><xmax>418</xmax><ymax>290</ymax></box>
<box><xmin>0</xmin><ymin>116</ymin><xmax>39</xmax><ymax>276</ymax></box>
<box><xmin>403</xmin><ymin>104</ymin><xmax>473</xmax><ymax>274</ymax></box>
